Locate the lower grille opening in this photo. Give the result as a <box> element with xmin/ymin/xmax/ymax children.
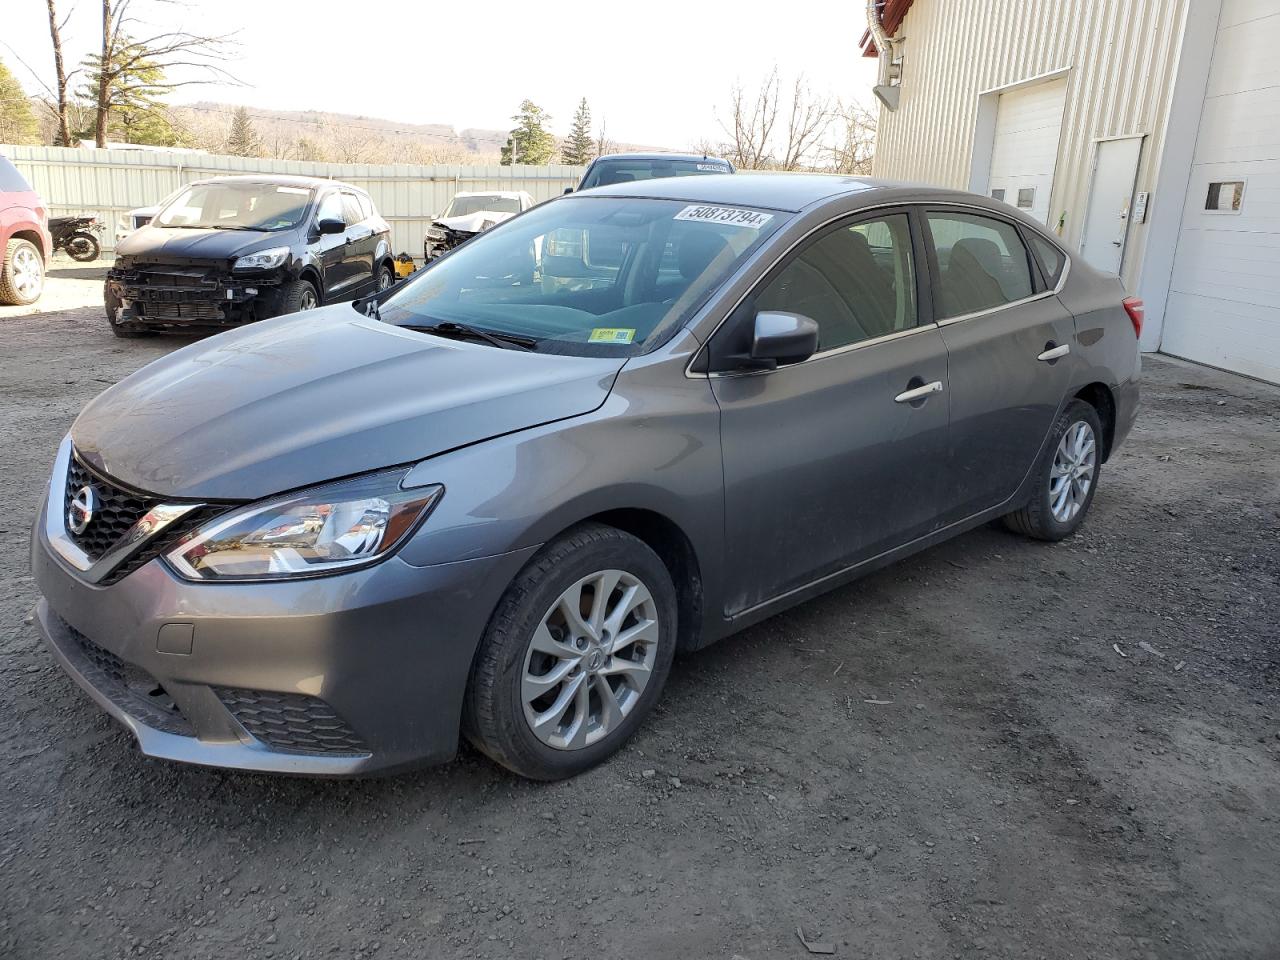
<box><xmin>67</xmin><ymin>627</ymin><xmax>193</xmax><ymax>736</ymax></box>
<box><xmin>214</xmin><ymin>688</ymin><xmax>369</xmax><ymax>756</ymax></box>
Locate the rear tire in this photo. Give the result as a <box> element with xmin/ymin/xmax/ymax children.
<box><xmin>463</xmin><ymin>523</ymin><xmax>678</xmax><ymax>780</ymax></box>
<box><xmin>376</xmin><ymin>263</ymin><xmax>394</xmax><ymax>292</ymax></box>
<box><xmin>0</xmin><ymin>238</ymin><xmax>44</xmax><ymax>305</ymax></box>
<box><xmin>1004</xmin><ymin>399</ymin><xmax>1103</xmax><ymax>541</ymax></box>
<box><xmin>66</xmin><ymin>232</ymin><xmax>101</xmax><ymax>262</ymax></box>
<box><xmin>103</xmin><ymin>281</ymin><xmax>153</xmax><ymax>338</ymax></box>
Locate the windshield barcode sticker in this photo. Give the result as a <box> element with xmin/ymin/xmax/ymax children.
<box><xmin>697</xmin><ymin>163</ymin><xmax>730</xmax><ymax>172</ymax></box>
<box><xmin>674</xmin><ymin>205</ymin><xmax>773</xmax><ymax>229</ymax></box>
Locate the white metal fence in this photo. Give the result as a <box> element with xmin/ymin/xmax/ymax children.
<box><xmin>2</xmin><ymin>144</ymin><xmax>585</xmax><ymax>258</ymax></box>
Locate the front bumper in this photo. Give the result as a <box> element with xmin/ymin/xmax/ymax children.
<box><xmin>32</xmin><ymin>510</ymin><xmax>538</xmax><ymax>775</ymax></box>
<box><xmin>106</xmin><ymin>267</ymin><xmax>286</xmax><ymax>330</ymax></box>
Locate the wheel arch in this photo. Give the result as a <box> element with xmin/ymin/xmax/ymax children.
<box><xmin>1074</xmin><ymin>382</ymin><xmax>1116</xmax><ymax>461</ymax></box>
<box><xmin>9</xmin><ymin>229</ymin><xmax>46</xmax><ymax>262</ymax></box>
<box><xmin>296</xmin><ymin>265</ymin><xmax>322</xmax><ymax>298</ymax></box>
<box><xmin>576</xmin><ymin>508</ymin><xmax>704</xmax><ymax>653</ymax></box>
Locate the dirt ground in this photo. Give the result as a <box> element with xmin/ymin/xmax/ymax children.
<box><xmin>1</xmin><ymin>291</ymin><xmax>1277</xmax><ymax>960</ymax></box>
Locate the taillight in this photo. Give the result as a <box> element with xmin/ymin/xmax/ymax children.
<box><xmin>1122</xmin><ymin>297</ymin><xmax>1144</xmax><ymax>338</ymax></box>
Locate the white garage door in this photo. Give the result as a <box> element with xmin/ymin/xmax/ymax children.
<box><xmin>1161</xmin><ymin>2</ymin><xmax>1280</xmax><ymax>384</ymax></box>
<box><xmin>987</xmin><ymin>78</ymin><xmax>1067</xmax><ymax>225</ymax></box>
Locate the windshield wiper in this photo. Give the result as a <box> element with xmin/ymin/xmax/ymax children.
<box><xmin>403</xmin><ymin>321</ymin><xmax>537</xmax><ymax>351</ymax></box>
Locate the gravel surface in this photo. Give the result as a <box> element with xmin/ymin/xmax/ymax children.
<box><xmin>2</xmin><ymin>300</ymin><xmax>1278</xmax><ymax>959</ymax></box>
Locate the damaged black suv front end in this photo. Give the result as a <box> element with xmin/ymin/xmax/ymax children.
<box><xmin>106</xmin><ymin>253</ymin><xmax>292</xmax><ymax>331</ymax></box>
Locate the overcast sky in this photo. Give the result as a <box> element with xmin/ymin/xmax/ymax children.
<box><xmin>3</xmin><ymin>0</ymin><xmax>878</xmax><ymax>148</ymax></box>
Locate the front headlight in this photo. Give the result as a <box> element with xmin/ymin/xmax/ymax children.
<box><xmin>165</xmin><ymin>471</ymin><xmax>442</xmax><ymax>581</ymax></box>
<box><xmin>232</xmin><ymin>246</ymin><xmax>290</xmax><ymax>272</ymax></box>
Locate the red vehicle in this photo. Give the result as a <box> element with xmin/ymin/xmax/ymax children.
<box><xmin>0</xmin><ymin>155</ymin><xmax>51</xmax><ymax>305</ymax></box>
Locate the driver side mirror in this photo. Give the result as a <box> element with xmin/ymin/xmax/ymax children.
<box><xmin>317</xmin><ymin>217</ymin><xmax>345</xmax><ymax>235</ymax></box>
<box><xmin>750</xmin><ymin>311</ymin><xmax>819</xmax><ymax>367</ymax></box>
<box><xmin>563</xmin><ymin>187</ymin><xmax>574</xmax><ymax>195</ymax></box>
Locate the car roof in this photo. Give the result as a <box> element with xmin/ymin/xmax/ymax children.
<box><xmin>453</xmin><ymin>190</ymin><xmax>530</xmax><ymax>199</ymax></box>
<box><xmin>575</xmin><ymin>173</ymin><xmax>924</xmax><ymax>213</ymax></box>
<box><xmin>590</xmin><ymin>152</ymin><xmax>732</xmax><ymax>164</ymax></box>
<box><xmin>188</xmin><ymin>173</ymin><xmax>363</xmax><ymax>194</ymax></box>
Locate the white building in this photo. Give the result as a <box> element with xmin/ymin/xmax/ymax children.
<box><xmin>862</xmin><ymin>0</ymin><xmax>1280</xmax><ymax>384</ymax></box>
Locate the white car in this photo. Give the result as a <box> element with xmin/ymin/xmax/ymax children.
<box><xmin>423</xmin><ymin>190</ymin><xmax>535</xmax><ymax>261</ymax></box>
<box><xmin>114</xmin><ymin>205</ymin><xmax>161</xmax><ymax>246</ymax></box>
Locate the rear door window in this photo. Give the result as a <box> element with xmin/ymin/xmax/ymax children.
<box><xmin>0</xmin><ymin>157</ymin><xmax>32</xmax><ymax>193</ymax></box>
<box><xmin>926</xmin><ymin>211</ymin><xmax>1034</xmax><ymax>319</ymax></box>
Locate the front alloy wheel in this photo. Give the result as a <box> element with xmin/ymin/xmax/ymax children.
<box><xmin>522</xmin><ymin>570</ymin><xmax>659</xmax><ymax>750</ymax></box>
<box><xmin>464</xmin><ymin>523</ymin><xmax>677</xmax><ymax>780</ymax></box>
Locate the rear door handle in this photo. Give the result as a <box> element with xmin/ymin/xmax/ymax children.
<box><xmin>894</xmin><ymin>380</ymin><xmax>944</xmax><ymax>403</ymax></box>
<box><xmin>1038</xmin><ymin>343</ymin><xmax>1071</xmax><ymax>362</ymax></box>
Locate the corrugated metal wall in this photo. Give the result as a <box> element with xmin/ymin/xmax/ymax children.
<box><xmin>1</xmin><ymin>145</ymin><xmax>584</xmax><ymax>258</ymax></box>
<box><xmin>871</xmin><ymin>0</ymin><xmax>1189</xmax><ymax>289</ymax></box>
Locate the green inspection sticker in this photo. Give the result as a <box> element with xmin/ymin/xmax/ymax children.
<box><xmin>588</xmin><ymin>327</ymin><xmax>636</xmax><ymax>344</ymax></box>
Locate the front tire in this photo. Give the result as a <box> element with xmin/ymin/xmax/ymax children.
<box><xmin>0</xmin><ymin>238</ymin><xmax>44</xmax><ymax>305</ymax></box>
<box><xmin>277</xmin><ymin>279</ymin><xmax>319</xmax><ymax>315</ymax></box>
<box><xmin>1004</xmin><ymin>399</ymin><xmax>1103</xmax><ymax>541</ymax></box>
<box><xmin>103</xmin><ymin>281</ymin><xmax>153</xmax><ymax>338</ymax></box>
<box><xmin>377</xmin><ymin>263</ymin><xmax>394</xmax><ymax>292</ymax></box>
<box><xmin>464</xmin><ymin>523</ymin><xmax>678</xmax><ymax>780</ymax></box>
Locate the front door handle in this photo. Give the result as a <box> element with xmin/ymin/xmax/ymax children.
<box><xmin>1037</xmin><ymin>343</ymin><xmax>1071</xmax><ymax>362</ymax></box>
<box><xmin>894</xmin><ymin>380</ymin><xmax>944</xmax><ymax>403</ymax></box>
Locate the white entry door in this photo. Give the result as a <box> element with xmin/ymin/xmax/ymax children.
<box><xmin>1080</xmin><ymin>137</ymin><xmax>1144</xmax><ymax>276</ymax></box>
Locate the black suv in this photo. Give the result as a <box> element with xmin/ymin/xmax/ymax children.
<box><xmin>106</xmin><ymin>175</ymin><xmax>393</xmax><ymax>337</ymax></box>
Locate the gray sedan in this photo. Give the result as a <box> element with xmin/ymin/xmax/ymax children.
<box><xmin>31</xmin><ymin>175</ymin><xmax>1140</xmax><ymax>780</ymax></box>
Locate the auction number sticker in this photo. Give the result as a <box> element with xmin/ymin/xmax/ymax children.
<box><xmin>674</xmin><ymin>205</ymin><xmax>773</xmax><ymax>229</ymax></box>
<box><xmin>589</xmin><ymin>327</ymin><xmax>636</xmax><ymax>344</ymax></box>
<box><xmin>697</xmin><ymin>163</ymin><xmax>731</xmax><ymax>172</ymax></box>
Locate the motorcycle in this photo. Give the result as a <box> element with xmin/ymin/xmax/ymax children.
<box><xmin>49</xmin><ymin>216</ymin><xmax>105</xmax><ymax>262</ymax></box>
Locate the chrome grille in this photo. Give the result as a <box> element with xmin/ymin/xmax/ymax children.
<box><xmin>63</xmin><ymin>456</ymin><xmax>154</xmax><ymax>562</ymax></box>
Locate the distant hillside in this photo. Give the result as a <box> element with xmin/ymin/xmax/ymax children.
<box><xmin>169</xmin><ymin>102</ymin><xmax>672</xmax><ymax>164</ymax></box>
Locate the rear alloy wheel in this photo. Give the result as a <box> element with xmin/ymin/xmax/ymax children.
<box><xmin>464</xmin><ymin>523</ymin><xmax>677</xmax><ymax>780</ymax></box>
<box><xmin>1004</xmin><ymin>398</ymin><xmax>1103</xmax><ymax>541</ymax></box>
<box><xmin>0</xmin><ymin>238</ymin><xmax>45</xmax><ymax>305</ymax></box>
<box><xmin>377</xmin><ymin>264</ymin><xmax>394</xmax><ymax>291</ymax></box>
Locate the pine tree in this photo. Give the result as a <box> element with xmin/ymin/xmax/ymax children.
<box><xmin>561</xmin><ymin>98</ymin><xmax>594</xmax><ymax>166</ymax></box>
<box><xmin>225</xmin><ymin>106</ymin><xmax>260</xmax><ymax>157</ymax></box>
<box><xmin>78</xmin><ymin>42</ymin><xmax>187</xmax><ymax>146</ymax></box>
<box><xmin>0</xmin><ymin>59</ymin><xmax>40</xmax><ymax>145</ymax></box>
<box><xmin>500</xmin><ymin>100</ymin><xmax>556</xmax><ymax>166</ymax></box>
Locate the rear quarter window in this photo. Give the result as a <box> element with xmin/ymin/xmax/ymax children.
<box><xmin>1026</xmin><ymin>231</ymin><xmax>1066</xmax><ymax>286</ymax></box>
<box><xmin>0</xmin><ymin>157</ymin><xmax>33</xmax><ymax>193</ymax></box>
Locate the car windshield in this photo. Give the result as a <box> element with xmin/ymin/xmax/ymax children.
<box><xmin>580</xmin><ymin>158</ymin><xmax>732</xmax><ymax>189</ymax></box>
<box><xmin>155</xmin><ymin>182</ymin><xmax>314</xmax><ymax>231</ymax></box>
<box><xmin>443</xmin><ymin>195</ymin><xmax>523</xmax><ymax>217</ymax></box>
<box><xmin>379</xmin><ymin>196</ymin><xmax>785</xmax><ymax>357</ymax></box>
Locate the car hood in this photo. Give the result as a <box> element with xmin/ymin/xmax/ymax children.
<box><xmin>434</xmin><ymin>211</ymin><xmax>516</xmax><ymax>235</ymax></box>
<box><xmin>115</xmin><ymin>224</ymin><xmax>281</xmax><ymax>263</ymax></box>
<box><xmin>70</xmin><ymin>306</ymin><xmax>625</xmax><ymax>500</ymax></box>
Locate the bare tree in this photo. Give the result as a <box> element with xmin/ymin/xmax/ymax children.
<box><xmin>718</xmin><ymin>68</ymin><xmax>781</xmax><ymax>170</ymax></box>
<box><xmin>44</xmin><ymin>0</ymin><xmax>75</xmax><ymax>145</ymax></box>
<box><xmin>778</xmin><ymin>75</ymin><xmax>831</xmax><ymax>171</ymax></box>
<box><xmin>823</xmin><ymin>100</ymin><xmax>878</xmax><ymax>175</ymax></box>
<box><xmin>92</xmin><ymin>0</ymin><xmax>237</xmax><ymax>147</ymax></box>
<box><xmin>594</xmin><ymin>118</ymin><xmax>615</xmax><ymax>159</ymax></box>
